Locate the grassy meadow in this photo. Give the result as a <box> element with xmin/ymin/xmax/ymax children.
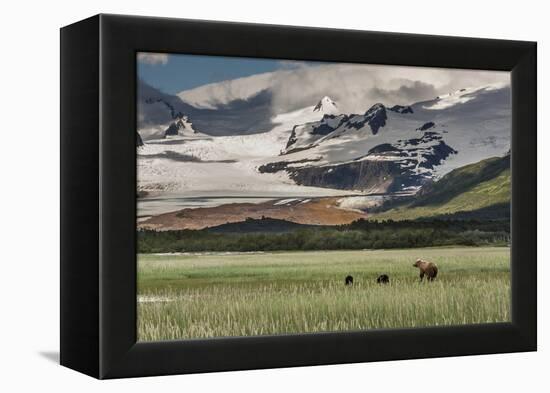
<box><xmin>137</xmin><ymin>246</ymin><xmax>510</xmax><ymax>341</ymax></box>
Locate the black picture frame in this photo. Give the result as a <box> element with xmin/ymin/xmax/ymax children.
<box><xmin>60</xmin><ymin>14</ymin><xmax>537</xmax><ymax>379</ymax></box>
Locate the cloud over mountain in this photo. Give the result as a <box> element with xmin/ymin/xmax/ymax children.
<box><xmin>178</xmin><ymin>63</ymin><xmax>509</xmax><ymax>114</ymax></box>
<box><xmin>138</xmin><ymin>52</ymin><xmax>170</xmax><ymax>65</ymax></box>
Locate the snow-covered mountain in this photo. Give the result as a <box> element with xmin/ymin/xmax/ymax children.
<box><xmin>284</xmin><ymin>102</ymin><xmax>388</xmax><ymax>155</ymax></box>
<box><xmin>164</xmin><ymin>115</ymin><xmax>198</xmax><ymax>137</ymax></box>
<box><xmin>258</xmin><ymin>85</ymin><xmax>510</xmax><ymax>193</ymax></box>
<box><xmin>137</xmin><ymin>84</ymin><xmax>510</xmax><ymax>197</ymax></box>
<box><xmin>136</xmin><ymin>94</ymin><xmax>337</xmax><ymax>196</ymax></box>
<box><xmin>313</xmin><ymin>96</ymin><xmax>339</xmax><ymax>113</ymax></box>
<box><xmin>137</xmin><ymin>80</ymin><xmax>199</xmax><ymax>140</ymax></box>
<box><xmin>138</xmin><ymin>80</ymin><xmax>276</xmax><ymax>139</ymax></box>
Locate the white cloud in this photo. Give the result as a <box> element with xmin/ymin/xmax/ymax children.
<box><xmin>267</xmin><ymin>63</ymin><xmax>509</xmax><ymax>113</ymax></box>
<box><xmin>138</xmin><ymin>52</ymin><xmax>169</xmax><ymax>65</ymax></box>
<box><xmin>178</xmin><ymin>72</ymin><xmax>278</xmax><ymax>109</ymax></box>
<box><xmin>178</xmin><ymin>63</ymin><xmax>509</xmax><ymax>114</ymax></box>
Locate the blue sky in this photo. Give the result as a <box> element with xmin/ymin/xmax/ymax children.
<box><xmin>137</xmin><ymin>53</ymin><xmax>311</xmax><ymax>94</ymax></box>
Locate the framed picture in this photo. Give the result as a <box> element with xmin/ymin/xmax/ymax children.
<box><xmin>60</xmin><ymin>14</ymin><xmax>536</xmax><ymax>379</ymax></box>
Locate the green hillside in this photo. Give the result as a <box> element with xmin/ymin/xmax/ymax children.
<box><xmin>371</xmin><ymin>154</ymin><xmax>510</xmax><ymax>221</ymax></box>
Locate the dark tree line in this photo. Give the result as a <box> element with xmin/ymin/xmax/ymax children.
<box><xmin>138</xmin><ymin>219</ymin><xmax>510</xmax><ymax>253</ymax></box>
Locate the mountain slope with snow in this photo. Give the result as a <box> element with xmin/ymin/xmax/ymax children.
<box><xmin>371</xmin><ymin>153</ymin><xmax>511</xmax><ymax>221</ymax></box>
<box><xmin>313</xmin><ymin>96</ymin><xmax>339</xmax><ymax>113</ymax></box>
<box><xmin>138</xmin><ymin>80</ymin><xmax>277</xmax><ymax>138</ymax></box>
<box><xmin>258</xmin><ymin>85</ymin><xmax>510</xmax><ymax>193</ymax></box>
<box><xmin>138</xmin><ymin>84</ymin><xmax>510</xmax><ymax>201</ymax></box>
<box><xmin>137</xmin><ymin>96</ymin><xmax>352</xmax><ymax>198</ymax></box>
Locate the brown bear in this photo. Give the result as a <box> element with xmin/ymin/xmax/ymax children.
<box><xmin>413</xmin><ymin>259</ymin><xmax>438</xmax><ymax>282</ymax></box>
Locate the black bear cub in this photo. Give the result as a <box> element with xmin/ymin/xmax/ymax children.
<box><xmin>345</xmin><ymin>275</ymin><xmax>354</xmax><ymax>286</ymax></box>
<box><xmin>377</xmin><ymin>274</ymin><xmax>390</xmax><ymax>284</ymax></box>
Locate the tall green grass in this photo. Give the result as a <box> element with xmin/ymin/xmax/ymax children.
<box><xmin>137</xmin><ymin>247</ymin><xmax>510</xmax><ymax>341</ymax></box>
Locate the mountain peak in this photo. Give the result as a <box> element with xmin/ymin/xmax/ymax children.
<box><xmin>164</xmin><ymin>115</ymin><xmax>197</xmax><ymax>137</ymax></box>
<box><xmin>313</xmin><ymin>96</ymin><xmax>338</xmax><ymax>113</ymax></box>
<box><xmin>363</xmin><ymin>103</ymin><xmax>387</xmax><ymax>135</ymax></box>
